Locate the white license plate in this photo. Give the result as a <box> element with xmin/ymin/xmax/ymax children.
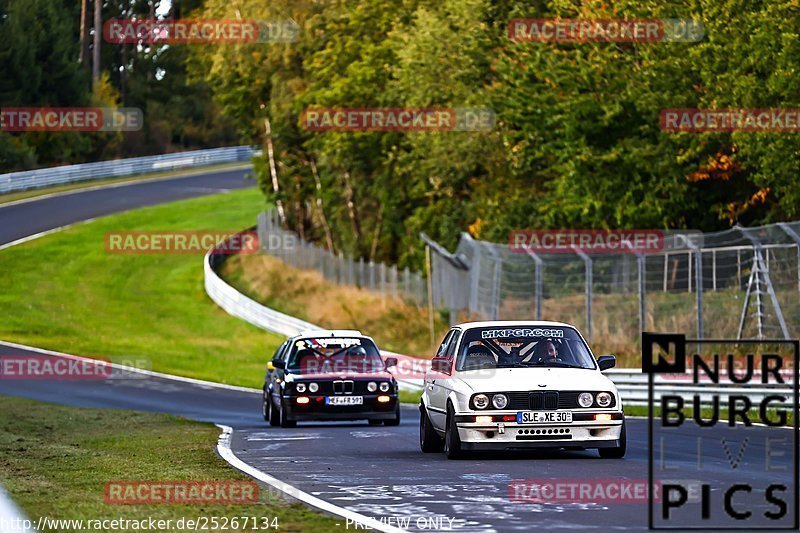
<box><xmin>516</xmin><ymin>411</ymin><xmax>572</xmax><ymax>424</ymax></box>
<box><xmin>325</xmin><ymin>396</ymin><xmax>364</xmax><ymax>406</ymax></box>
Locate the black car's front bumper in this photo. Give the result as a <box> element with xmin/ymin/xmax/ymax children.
<box><xmin>282</xmin><ymin>394</ymin><xmax>399</xmax><ymax>421</ymax></box>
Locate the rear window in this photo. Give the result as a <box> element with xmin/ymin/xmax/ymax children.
<box><xmin>455</xmin><ymin>326</ymin><xmax>596</xmax><ymax>371</ymax></box>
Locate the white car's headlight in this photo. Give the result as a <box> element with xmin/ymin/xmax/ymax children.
<box><xmin>296</xmin><ymin>383</ymin><xmax>306</xmax><ymax>393</ymax></box>
<box><xmin>367</xmin><ymin>381</ymin><xmax>378</xmax><ymax>392</ymax></box>
<box><xmin>473</xmin><ymin>394</ymin><xmax>490</xmax><ymax>409</ymax></box>
<box><xmin>308</xmin><ymin>382</ymin><xmax>319</xmax><ymax>393</ymax></box>
<box><xmin>379</xmin><ymin>382</ymin><xmax>390</xmax><ymax>392</ymax></box>
<box><xmin>578</xmin><ymin>392</ymin><xmax>594</xmax><ymax>408</ymax></box>
<box><xmin>596</xmin><ymin>392</ymin><xmax>612</xmax><ymax>407</ymax></box>
<box><xmin>492</xmin><ymin>394</ymin><xmax>508</xmax><ymax>409</ymax></box>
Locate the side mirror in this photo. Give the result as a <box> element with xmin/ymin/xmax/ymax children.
<box><xmin>384</xmin><ymin>357</ymin><xmax>398</xmax><ymax>369</ymax></box>
<box><xmin>272</xmin><ymin>359</ymin><xmax>285</xmax><ymax>370</ymax></box>
<box><xmin>266</xmin><ymin>361</ymin><xmax>275</xmax><ymax>371</ymax></box>
<box><xmin>431</xmin><ymin>356</ymin><xmax>451</xmax><ymax>374</ymax></box>
<box><xmin>597</xmin><ymin>355</ymin><xmax>616</xmax><ymax>371</ymax></box>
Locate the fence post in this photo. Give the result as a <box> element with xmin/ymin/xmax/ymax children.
<box><xmin>637</xmin><ymin>253</ymin><xmax>646</xmax><ymax>335</ymax></box>
<box><xmin>348</xmin><ymin>255</ymin><xmax>355</xmax><ymax>285</ymax></box>
<box><xmin>525</xmin><ymin>249</ymin><xmax>543</xmax><ymax>320</ymax></box>
<box><xmin>777</xmin><ymin>223</ymin><xmax>800</xmax><ymax>294</ymax></box>
<box><xmin>688</xmin><ymin>242</ymin><xmax>703</xmax><ymax>339</ymax></box>
<box><xmin>711</xmin><ymin>249</ymin><xmax>717</xmax><ymax>291</ymax></box>
<box><xmin>403</xmin><ymin>267</ymin><xmax>411</xmax><ymax>299</ymax></box>
<box><xmin>482</xmin><ymin>243</ymin><xmax>502</xmax><ymax>320</ymax></box>
<box><xmin>369</xmin><ymin>261</ymin><xmax>376</xmax><ymax>290</ymax></box>
<box><xmin>575</xmin><ymin>250</ymin><xmax>593</xmax><ymax>340</ymax></box>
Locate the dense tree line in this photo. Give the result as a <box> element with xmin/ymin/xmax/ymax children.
<box><xmin>0</xmin><ymin>0</ymin><xmax>237</xmax><ymax>171</ymax></box>
<box><xmin>4</xmin><ymin>0</ymin><xmax>800</xmax><ymax>271</ymax></box>
<box><xmin>189</xmin><ymin>0</ymin><xmax>800</xmax><ymax>268</ymax></box>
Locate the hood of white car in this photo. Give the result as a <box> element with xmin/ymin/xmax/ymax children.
<box><xmin>456</xmin><ymin>367</ymin><xmax>616</xmax><ymax>393</ymax></box>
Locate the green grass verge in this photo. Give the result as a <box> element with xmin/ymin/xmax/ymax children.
<box><xmin>0</xmin><ymin>162</ymin><xmax>252</xmax><ymax>206</ymax></box>
<box><xmin>0</xmin><ymin>396</ymin><xmax>338</xmax><ymax>532</ymax></box>
<box><xmin>0</xmin><ymin>188</ymin><xmax>282</xmax><ymax>389</ymax></box>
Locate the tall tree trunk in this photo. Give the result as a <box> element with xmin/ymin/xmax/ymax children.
<box><xmin>369</xmin><ymin>203</ymin><xmax>384</xmax><ymax>261</ymax></box>
<box><xmin>308</xmin><ymin>159</ymin><xmax>335</xmax><ymax>253</ymax></box>
<box><xmin>263</xmin><ymin>116</ymin><xmax>287</xmax><ymax>225</ymax></box>
<box><xmin>341</xmin><ymin>170</ymin><xmax>362</xmax><ymax>247</ymax></box>
<box><xmin>79</xmin><ymin>0</ymin><xmax>91</xmax><ymax>69</ymax></box>
<box><xmin>92</xmin><ymin>0</ymin><xmax>102</xmax><ymax>85</ymax></box>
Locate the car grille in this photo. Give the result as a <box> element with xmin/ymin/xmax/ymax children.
<box><xmin>505</xmin><ymin>391</ymin><xmax>614</xmax><ymax>410</ymax></box>
<box><xmin>294</xmin><ymin>380</ymin><xmax>388</xmax><ymax>395</ymax></box>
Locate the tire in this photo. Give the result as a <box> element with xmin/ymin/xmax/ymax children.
<box><xmin>368</xmin><ymin>419</ymin><xmax>383</xmax><ymax>426</ymax></box>
<box><xmin>384</xmin><ymin>405</ymin><xmax>401</xmax><ymax>426</ymax></box>
<box><xmin>599</xmin><ymin>420</ymin><xmax>626</xmax><ymax>458</ymax></box>
<box><xmin>279</xmin><ymin>399</ymin><xmax>297</xmax><ymax>428</ymax></box>
<box><xmin>268</xmin><ymin>393</ymin><xmax>280</xmax><ymax>427</ymax></box>
<box><xmin>419</xmin><ymin>404</ymin><xmax>444</xmax><ymax>453</ymax></box>
<box><xmin>444</xmin><ymin>403</ymin><xmax>465</xmax><ymax>459</ymax></box>
<box><xmin>262</xmin><ymin>390</ymin><xmax>271</xmax><ymax>422</ymax></box>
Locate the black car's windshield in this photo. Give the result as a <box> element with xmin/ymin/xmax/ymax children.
<box><xmin>287</xmin><ymin>337</ymin><xmax>384</xmax><ymax>373</ymax></box>
<box><xmin>455</xmin><ymin>326</ymin><xmax>596</xmax><ymax>371</ymax></box>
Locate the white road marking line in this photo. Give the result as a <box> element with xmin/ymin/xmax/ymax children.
<box><xmin>215</xmin><ymin>424</ymin><xmax>405</xmax><ymax>533</ymax></box>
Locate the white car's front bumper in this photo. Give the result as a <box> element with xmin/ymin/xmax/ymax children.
<box><xmin>454</xmin><ymin>412</ymin><xmax>624</xmax><ymax>450</ymax></box>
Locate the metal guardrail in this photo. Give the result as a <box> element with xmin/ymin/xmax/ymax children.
<box><xmin>205</xmin><ymin>231</ymin><xmax>795</xmax><ymax>403</ymax></box>
<box><xmin>204</xmin><ymin>238</ymin><xmax>423</xmax><ymax>390</ymax></box>
<box><xmin>0</xmin><ymin>146</ymin><xmax>256</xmax><ymax>194</ymax></box>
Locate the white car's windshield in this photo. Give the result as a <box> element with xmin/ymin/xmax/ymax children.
<box><xmin>455</xmin><ymin>326</ymin><xmax>596</xmax><ymax>370</ymax></box>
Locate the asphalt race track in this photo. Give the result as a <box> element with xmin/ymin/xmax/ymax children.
<box><xmin>0</xmin><ymin>169</ymin><xmax>796</xmax><ymax>531</ymax></box>
<box><xmin>0</xmin><ymin>166</ymin><xmax>254</xmax><ymax>247</ymax></box>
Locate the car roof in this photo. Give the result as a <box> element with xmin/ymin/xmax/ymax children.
<box><xmin>290</xmin><ymin>329</ymin><xmax>375</xmax><ymax>343</ymax></box>
<box><xmin>296</xmin><ymin>329</ymin><xmax>363</xmax><ymax>337</ymax></box>
<box><xmin>452</xmin><ymin>320</ymin><xmax>576</xmax><ymax>330</ymax></box>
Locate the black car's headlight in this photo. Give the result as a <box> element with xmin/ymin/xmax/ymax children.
<box><xmin>367</xmin><ymin>381</ymin><xmax>378</xmax><ymax>392</ymax></box>
<box><xmin>296</xmin><ymin>383</ymin><xmax>307</xmax><ymax>393</ymax></box>
<box><xmin>308</xmin><ymin>382</ymin><xmax>319</xmax><ymax>393</ymax></box>
<box><xmin>379</xmin><ymin>382</ymin><xmax>390</xmax><ymax>392</ymax></box>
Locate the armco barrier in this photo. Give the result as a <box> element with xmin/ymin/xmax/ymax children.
<box><xmin>204</xmin><ymin>231</ymin><xmax>796</xmax><ymax>404</ymax></box>
<box><xmin>204</xmin><ymin>237</ymin><xmax>424</xmax><ymax>390</ymax></box>
<box><xmin>0</xmin><ymin>146</ymin><xmax>256</xmax><ymax>194</ymax></box>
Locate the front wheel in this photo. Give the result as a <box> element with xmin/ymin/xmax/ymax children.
<box><xmin>279</xmin><ymin>400</ymin><xmax>297</xmax><ymax>428</ymax></box>
<box><xmin>384</xmin><ymin>405</ymin><xmax>401</xmax><ymax>426</ymax></box>
<box><xmin>599</xmin><ymin>420</ymin><xmax>626</xmax><ymax>458</ymax></box>
<box><xmin>419</xmin><ymin>404</ymin><xmax>444</xmax><ymax>452</ymax></box>
<box><xmin>261</xmin><ymin>390</ymin><xmax>271</xmax><ymax>422</ymax></box>
<box><xmin>268</xmin><ymin>392</ymin><xmax>280</xmax><ymax>427</ymax></box>
<box><xmin>444</xmin><ymin>404</ymin><xmax>465</xmax><ymax>459</ymax></box>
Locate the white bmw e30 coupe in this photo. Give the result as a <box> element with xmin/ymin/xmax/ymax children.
<box><xmin>419</xmin><ymin>321</ymin><xmax>625</xmax><ymax>459</ymax></box>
